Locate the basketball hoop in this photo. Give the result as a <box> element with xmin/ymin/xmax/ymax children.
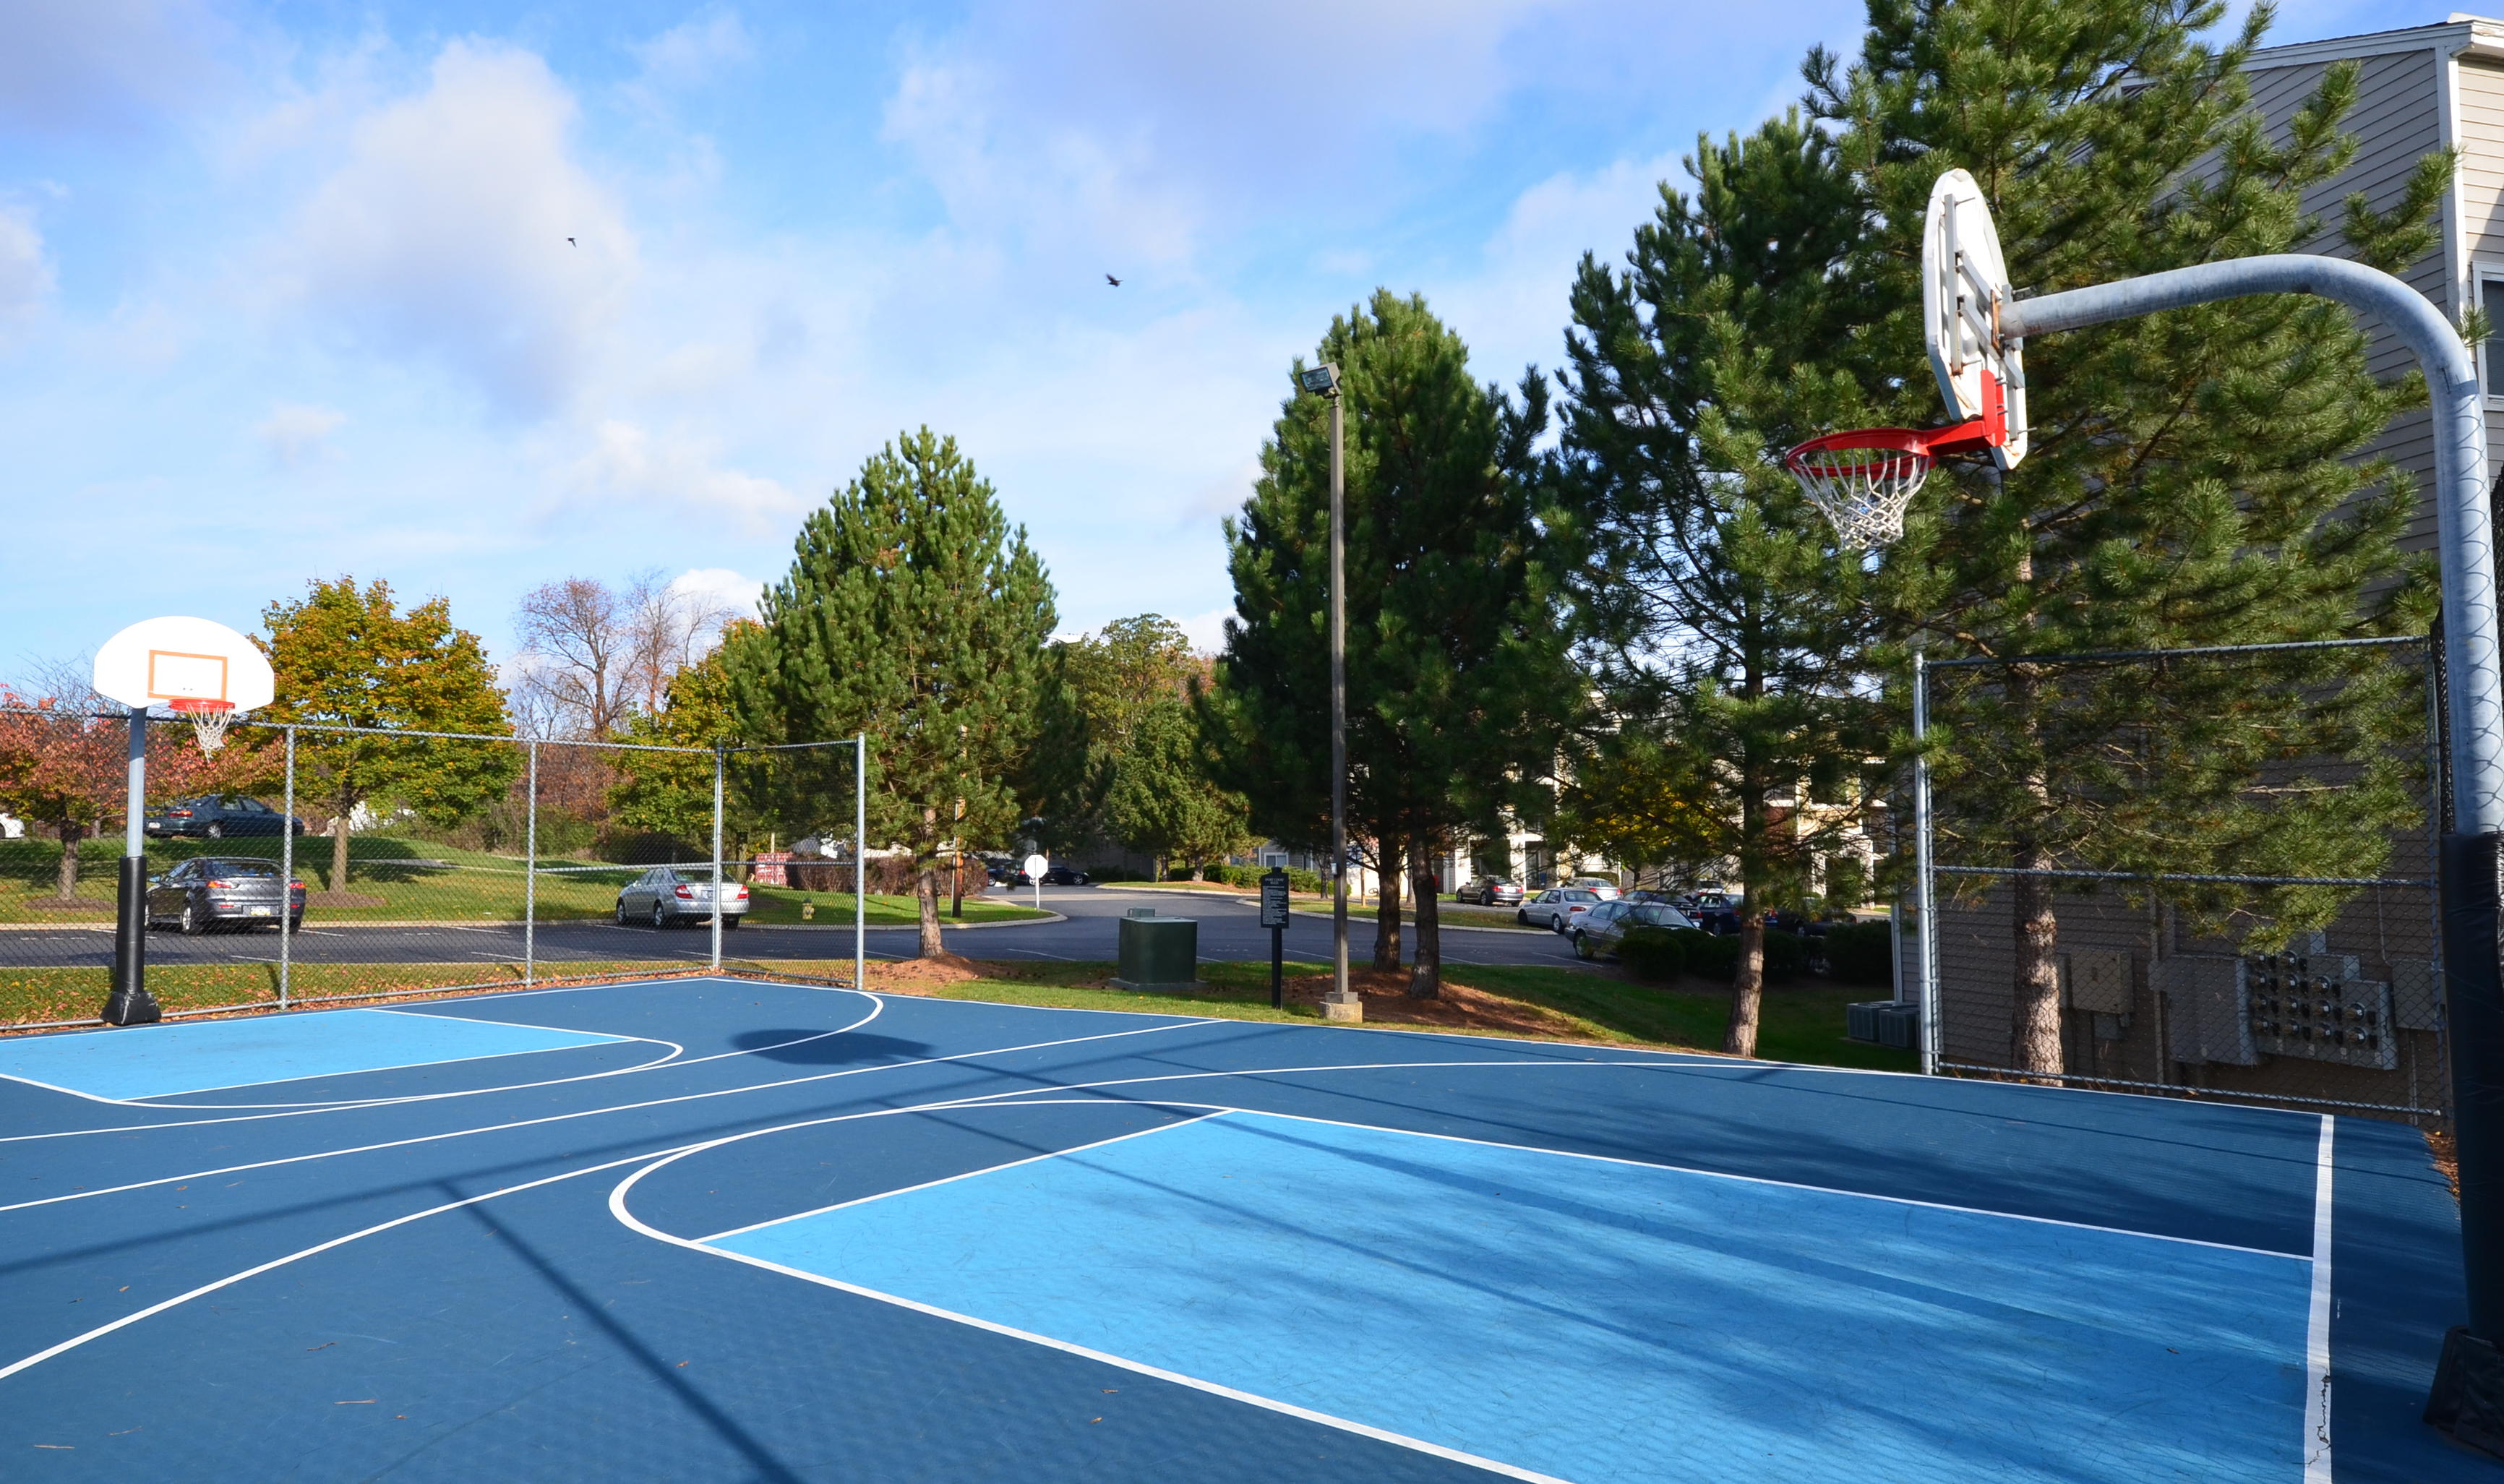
<box><xmin>168</xmin><ymin>698</ymin><xmax>236</xmax><ymax>755</ymax></box>
<box><xmin>1783</xmin><ymin>419</ymin><xmax>1994</xmax><ymax>549</ymax></box>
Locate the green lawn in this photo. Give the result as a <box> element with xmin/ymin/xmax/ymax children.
<box><xmin>758</xmin><ymin>956</ymin><xmax>1917</xmax><ymax>1072</ymax></box>
<box><xmin>0</xmin><ymin>837</ymin><xmax>1045</xmax><ymax>927</ymax></box>
<box><xmin>0</xmin><ymin>960</ymin><xmax>702</xmax><ymax>1029</ymax></box>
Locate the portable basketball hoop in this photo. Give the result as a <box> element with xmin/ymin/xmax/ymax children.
<box><xmin>1783</xmin><ymin>419</ymin><xmax>1993</xmax><ymax>549</ymax></box>
<box><xmin>168</xmin><ymin>697</ymin><xmax>236</xmax><ymax>755</ymax></box>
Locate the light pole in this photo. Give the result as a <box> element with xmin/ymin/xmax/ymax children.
<box><xmin>1300</xmin><ymin>361</ymin><xmax>1361</xmax><ymax>1023</ymax></box>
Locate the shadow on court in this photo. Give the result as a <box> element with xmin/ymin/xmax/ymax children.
<box><xmin>731</xmin><ymin>1029</ymin><xmax>935</xmax><ymax>1065</ymax></box>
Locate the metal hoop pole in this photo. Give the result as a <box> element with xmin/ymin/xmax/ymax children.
<box><xmin>711</xmin><ymin>747</ymin><xmax>726</xmax><ymax>970</ymax></box>
<box><xmin>1912</xmin><ymin>644</ymin><xmax>1941</xmax><ymax>1076</ymax></box>
<box><xmin>855</xmin><ymin>732</ymin><xmax>867</xmax><ymax>994</ymax></box>
<box><xmin>523</xmin><ymin>741</ymin><xmax>537</xmax><ymax>987</ymax></box>
<box><xmin>280</xmin><ymin>726</ymin><xmax>295</xmax><ymax>1010</ymax></box>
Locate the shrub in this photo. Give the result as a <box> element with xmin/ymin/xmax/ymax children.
<box><xmin>1670</xmin><ymin>927</ymin><xmax>1738</xmax><ymax>980</ymax></box>
<box><xmin>1822</xmin><ymin>920</ymin><xmax>1897</xmax><ymax>986</ymax></box>
<box><xmin>1616</xmin><ymin>927</ymin><xmax>1686</xmax><ymax>982</ymax></box>
<box><xmin>1665</xmin><ymin>927</ymin><xmax>1810</xmax><ymax>982</ymax></box>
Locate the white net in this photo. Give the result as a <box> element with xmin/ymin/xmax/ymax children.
<box><xmin>173</xmin><ymin>702</ymin><xmax>234</xmax><ymax>755</ymax></box>
<box><xmin>1785</xmin><ymin>439</ymin><xmax>1932</xmax><ymax>549</ymax></box>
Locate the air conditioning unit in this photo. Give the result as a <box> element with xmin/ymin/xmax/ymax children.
<box><xmin>1848</xmin><ymin>1000</ymin><xmax>1918</xmax><ymax>1050</ymax></box>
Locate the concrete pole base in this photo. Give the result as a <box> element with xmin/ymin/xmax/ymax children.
<box><xmin>1321</xmin><ymin>992</ymin><xmax>1363</xmax><ymax>1024</ymax></box>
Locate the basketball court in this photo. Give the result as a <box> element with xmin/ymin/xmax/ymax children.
<box><xmin>0</xmin><ymin>973</ymin><xmax>2478</xmax><ymax>1481</ymax></box>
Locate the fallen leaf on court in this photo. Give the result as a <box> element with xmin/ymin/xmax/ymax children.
<box><xmin>308</xmin><ymin>1342</ymin><xmax>335</xmax><ymax>1352</ymax></box>
<box><xmin>34</xmin><ymin>1444</ymin><xmax>72</xmax><ymax>1449</ymax></box>
<box><xmin>335</xmin><ymin>1399</ymin><xmax>377</xmax><ymax>1405</ymax></box>
<box><xmin>118</xmin><ymin>1287</ymin><xmax>127</xmax><ymax>1292</ymax></box>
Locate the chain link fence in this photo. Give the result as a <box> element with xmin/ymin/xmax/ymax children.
<box><xmin>0</xmin><ymin>716</ymin><xmax>901</xmax><ymax>1031</ymax></box>
<box><xmin>1903</xmin><ymin>635</ymin><xmax>2451</xmax><ymax>1123</ymax></box>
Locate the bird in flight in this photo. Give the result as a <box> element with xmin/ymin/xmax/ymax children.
<box><xmin>567</xmin><ymin>237</ymin><xmax>577</xmax><ymax>246</ymax></box>
<box><xmin>1105</xmin><ymin>273</ymin><xmax>1120</xmax><ymax>286</ymax></box>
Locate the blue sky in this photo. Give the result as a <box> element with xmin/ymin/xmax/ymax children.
<box><xmin>0</xmin><ymin>0</ymin><xmax>2435</xmax><ymax>680</ymax></box>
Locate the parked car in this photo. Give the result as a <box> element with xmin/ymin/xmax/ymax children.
<box><xmin>147</xmin><ymin>856</ymin><xmax>306</xmax><ymax>933</ymax></box>
<box><xmin>1566</xmin><ymin>876</ymin><xmax>1624</xmax><ymax>901</ymax></box>
<box><xmin>145</xmin><ymin>795</ymin><xmax>307</xmax><ymax>840</ymax></box>
<box><xmin>1457</xmin><ymin>876</ymin><xmax>1523</xmax><ymax>906</ymax></box>
<box><xmin>1517</xmin><ymin>886</ymin><xmax>1603</xmax><ymax>932</ymax></box>
<box><xmin>615</xmin><ymin>867</ymin><xmax>751</xmax><ymax>928</ymax></box>
<box><xmin>1574</xmin><ymin>900</ymin><xmax>1697</xmax><ymax>960</ymax></box>
<box><xmin>1042</xmin><ymin>865</ymin><xmax>1090</xmax><ymax>885</ymax></box>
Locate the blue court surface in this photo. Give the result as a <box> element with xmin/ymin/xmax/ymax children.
<box><xmin>0</xmin><ymin>975</ymin><xmax>2482</xmax><ymax>1481</ymax></box>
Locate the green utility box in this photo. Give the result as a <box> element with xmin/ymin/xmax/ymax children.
<box><xmin>1113</xmin><ymin>907</ymin><xmax>1201</xmax><ymax>991</ymax></box>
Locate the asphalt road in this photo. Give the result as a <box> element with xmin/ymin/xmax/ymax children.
<box><xmin>0</xmin><ymin>885</ymin><xmax>1598</xmax><ymax>974</ymax></box>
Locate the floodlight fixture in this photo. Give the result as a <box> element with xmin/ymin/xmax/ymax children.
<box><xmin>1299</xmin><ymin>364</ymin><xmax>1341</xmax><ymax>397</ymax></box>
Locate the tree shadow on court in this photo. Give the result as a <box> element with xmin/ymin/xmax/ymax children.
<box><xmin>730</xmin><ymin>1029</ymin><xmax>934</xmax><ymax>1065</ymax></box>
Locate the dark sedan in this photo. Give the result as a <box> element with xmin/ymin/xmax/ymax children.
<box><xmin>145</xmin><ymin>796</ymin><xmax>307</xmax><ymax>840</ymax></box>
<box><xmin>147</xmin><ymin>856</ymin><xmax>306</xmax><ymax>932</ymax></box>
<box><xmin>1042</xmin><ymin>865</ymin><xmax>1090</xmax><ymax>885</ymax></box>
<box><xmin>1574</xmin><ymin>900</ymin><xmax>1697</xmax><ymax>960</ymax></box>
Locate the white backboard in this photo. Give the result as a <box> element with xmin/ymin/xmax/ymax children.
<box><xmin>93</xmin><ymin>617</ymin><xmax>275</xmax><ymax>713</ymax></box>
<box><xmin>1922</xmin><ymin>168</ymin><xmax>2028</xmax><ymax>468</ymax></box>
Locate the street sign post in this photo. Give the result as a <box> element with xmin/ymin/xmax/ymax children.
<box><xmin>1024</xmin><ymin>852</ymin><xmax>1048</xmax><ymax>912</ymax></box>
<box><xmin>1260</xmin><ymin>868</ymin><xmax>1290</xmax><ymax>1008</ymax></box>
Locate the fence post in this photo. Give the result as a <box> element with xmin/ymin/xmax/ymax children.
<box><xmin>524</xmin><ymin>741</ymin><xmax>537</xmax><ymax>987</ymax></box>
<box><xmin>1912</xmin><ymin>644</ymin><xmax>1940</xmax><ymax>1075</ymax></box>
<box><xmin>280</xmin><ymin>726</ymin><xmax>294</xmax><ymax>1011</ymax></box>
<box><xmin>711</xmin><ymin>745</ymin><xmax>725</xmax><ymax>971</ymax></box>
<box><xmin>856</xmin><ymin>732</ymin><xmax>867</xmax><ymax>994</ymax></box>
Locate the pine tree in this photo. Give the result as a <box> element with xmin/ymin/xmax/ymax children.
<box><xmin>1556</xmin><ymin>112</ymin><xmax>1892</xmax><ymax>1056</ymax></box>
<box><xmin>732</xmin><ymin>429</ymin><xmax>1057</xmax><ymax>956</ymax></box>
<box><xmin>1804</xmin><ymin>0</ymin><xmax>2447</xmax><ymax>1073</ymax></box>
<box><xmin>1204</xmin><ymin>290</ymin><xmax>1574</xmax><ymax>997</ymax></box>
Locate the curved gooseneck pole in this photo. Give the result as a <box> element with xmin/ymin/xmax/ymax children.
<box><xmin>2008</xmin><ymin>254</ymin><xmax>2504</xmax><ymax>1365</ymax></box>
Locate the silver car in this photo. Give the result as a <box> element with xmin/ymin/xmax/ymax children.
<box><xmin>147</xmin><ymin>856</ymin><xmax>306</xmax><ymax>933</ymax></box>
<box><xmin>616</xmin><ymin>867</ymin><xmax>750</xmax><ymax>928</ymax></box>
<box><xmin>1517</xmin><ymin>886</ymin><xmax>1603</xmax><ymax>932</ymax></box>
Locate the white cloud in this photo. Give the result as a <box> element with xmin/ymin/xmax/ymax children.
<box><xmin>668</xmin><ymin>565</ymin><xmax>763</xmax><ymax>619</ymax></box>
<box><xmin>283</xmin><ymin>40</ymin><xmax>635</xmax><ymax>417</ymax></box>
<box><xmin>1172</xmin><ymin>604</ymin><xmax>1236</xmax><ymax>656</ymax></box>
<box><xmin>252</xmin><ymin>401</ymin><xmax>346</xmax><ymax>468</ymax></box>
<box><xmin>630</xmin><ymin>9</ymin><xmax>754</xmax><ymax>90</ymax></box>
<box><xmin>0</xmin><ymin>207</ymin><xmax>56</xmax><ymax>335</ymax></box>
<box><xmin>567</xmin><ymin>419</ymin><xmax>803</xmax><ymax>531</ymax></box>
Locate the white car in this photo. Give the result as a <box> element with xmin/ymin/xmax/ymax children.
<box><xmin>1518</xmin><ymin>887</ymin><xmax>1604</xmax><ymax>932</ymax></box>
<box><xmin>616</xmin><ymin>867</ymin><xmax>751</xmax><ymax>928</ymax></box>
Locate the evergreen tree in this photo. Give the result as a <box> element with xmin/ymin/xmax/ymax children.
<box><xmin>1102</xmin><ymin>697</ymin><xmax>1256</xmax><ymax>878</ymax></box>
<box><xmin>1804</xmin><ymin>0</ymin><xmax>2445</xmax><ymax>1072</ymax></box>
<box><xmin>1204</xmin><ymin>290</ymin><xmax>1575</xmax><ymax>996</ymax></box>
<box><xmin>259</xmin><ymin>579</ymin><xmax>518</xmax><ymax>896</ymax></box>
<box><xmin>1556</xmin><ymin>112</ymin><xmax>1891</xmax><ymax>1056</ymax></box>
<box><xmin>732</xmin><ymin>429</ymin><xmax>1056</xmax><ymax>956</ymax></box>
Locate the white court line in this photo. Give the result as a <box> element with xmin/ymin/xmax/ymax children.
<box><xmin>0</xmin><ymin>990</ymin><xmax>883</xmax><ymax>1128</ymax></box>
<box><xmin>0</xmin><ymin>1144</ymin><xmax>700</xmax><ymax>1386</ymax></box>
<box><xmin>698</xmin><ymin>1111</ymin><xmax>1225</xmax><ymax>1243</ymax></box>
<box><xmin>2304</xmin><ymin>1115</ymin><xmax>2335</xmax><ymax>1481</ymax></box>
<box><xmin>0</xmin><ymin>1019</ymin><xmax>1219</xmax><ymax>1215</ymax></box>
<box><xmin>860</xmin><ymin>1079</ymin><xmax>2315</xmax><ymax>1261</ymax></box>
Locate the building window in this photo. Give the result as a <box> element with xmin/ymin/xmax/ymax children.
<box><xmin>2479</xmin><ymin>266</ymin><xmax>2504</xmax><ymax>408</ymax></box>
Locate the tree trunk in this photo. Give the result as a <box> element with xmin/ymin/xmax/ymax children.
<box><xmin>1371</xmin><ymin>836</ymin><xmax>1405</xmax><ymax>972</ymax></box>
<box><xmin>330</xmin><ymin>808</ymin><xmax>353</xmax><ymax>894</ymax></box>
<box><xmin>917</xmin><ymin>859</ymin><xmax>945</xmax><ymax>957</ymax></box>
<box><xmin>2010</xmin><ymin>844</ymin><xmax>2064</xmax><ymax>1075</ymax></box>
<box><xmin>1407</xmin><ymin>833</ymin><xmax>1441</xmax><ymax>999</ymax></box>
<box><xmin>53</xmin><ymin>821</ymin><xmax>82</xmax><ymax>898</ymax></box>
<box><xmin>1725</xmin><ymin>906</ymin><xmax>1766</xmax><ymax>1057</ymax></box>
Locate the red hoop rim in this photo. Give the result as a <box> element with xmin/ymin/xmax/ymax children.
<box><xmin>165</xmin><ymin>698</ymin><xmax>236</xmax><ymax>713</ymax></box>
<box><xmin>1783</xmin><ymin>416</ymin><xmax>1995</xmax><ymax>468</ymax></box>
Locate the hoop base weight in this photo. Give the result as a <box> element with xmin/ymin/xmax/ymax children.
<box><xmin>2427</xmin><ymin>1326</ymin><xmax>2504</xmax><ymax>1459</ymax></box>
<box><xmin>104</xmin><ymin>856</ymin><xmax>161</xmax><ymax>1026</ymax></box>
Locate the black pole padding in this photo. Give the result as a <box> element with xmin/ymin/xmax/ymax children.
<box><xmin>103</xmin><ymin>854</ymin><xmax>161</xmax><ymax>1026</ymax></box>
<box><xmin>2428</xmin><ymin>831</ymin><xmax>2504</xmax><ymax>1455</ymax></box>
